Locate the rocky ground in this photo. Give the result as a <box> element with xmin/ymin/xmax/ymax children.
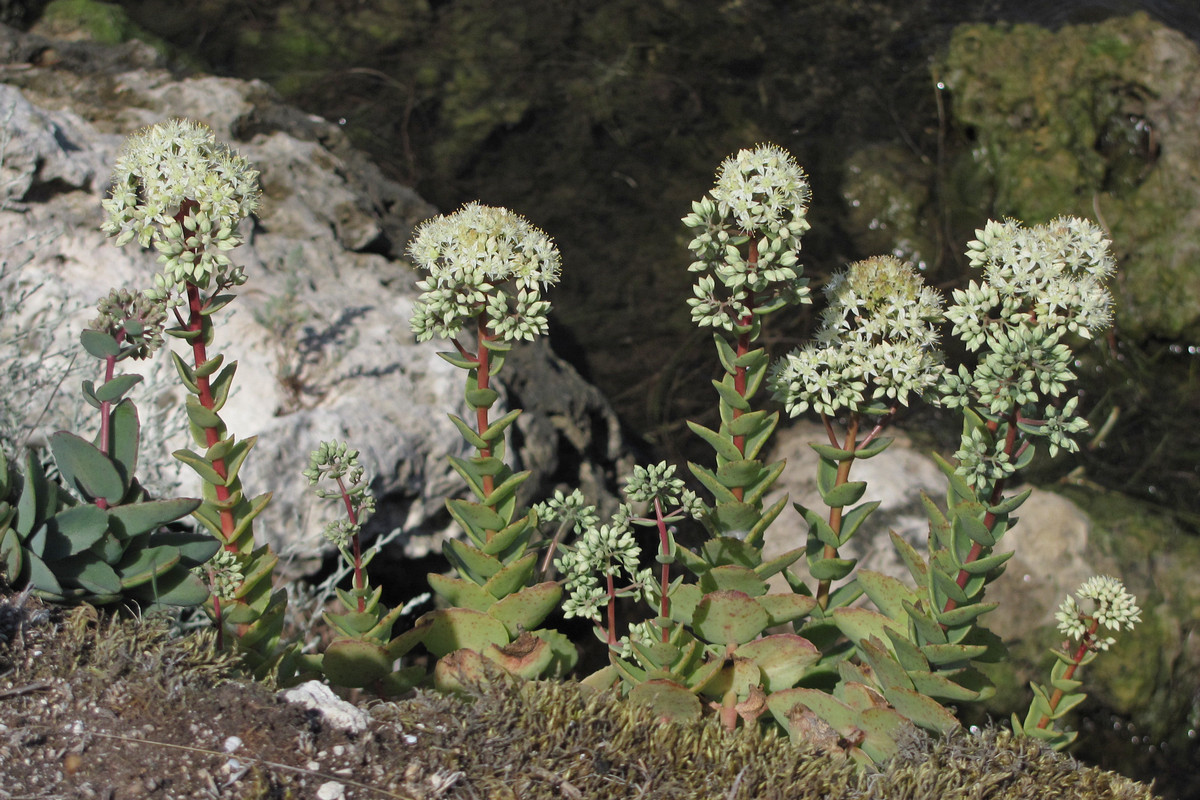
<box><xmin>0</xmin><ymin>582</ymin><xmax>1162</xmax><ymax>800</ymax></box>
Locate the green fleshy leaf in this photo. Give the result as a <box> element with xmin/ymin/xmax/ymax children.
<box><xmin>628</xmin><ymin>680</ymin><xmax>702</xmax><ymax>722</ymax></box>
<box><xmin>700</xmin><ymin>565</ymin><xmax>766</xmax><ymax>597</ymax></box>
<box><xmin>185</xmin><ymin>396</ymin><xmax>223</xmax><ymax>431</ymax></box>
<box><xmin>80</xmin><ymin>380</ymin><xmax>101</xmax><ymax>410</ymax></box>
<box><xmin>857</xmin><ymin>637</ymin><xmax>915</xmax><ymax>692</ymax></box>
<box><xmin>988</xmin><ymin>487</ymin><xmax>1032</xmax><ymax>515</ymax></box>
<box><xmin>856</xmin><ymin>570</ymin><xmax>918</xmax><ymax>624</ymax></box>
<box><xmin>488</xmin><ymin>581</ymin><xmax>561</xmax><ymax>636</ymax></box>
<box><xmin>712</xmin><ymin>376</ymin><xmax>751</xmax><ymax>412</ymax></box>
<box><xmin>854</xmin><ymin>436</ymin><xmax>894</xmax><ymax>460</ymax></box>
<box><xmin>881</xmin><ymin>685</ymin><xmax>960</xmax><ymax>734</ymax></box>
<box><xmin>170</xmin><ymin>350</ymin><xmax>199</xmax><ymax>392</ymax></box>
<box><xmin>889</xmin><ymin>530</ymin><xmax>929</xmax><ymax>588</ymax></box>
<box><xmin>464</xmin><ymin>386</ymin><xmax>500</xmax><ymax>409</ymax></box>
<box><xmin>688</xmin><ymin>462</ymin><xmax>738</xmax><ymax>504</ymax></box>
<box><xmin>193</xmin><ymin>353</ymin><xmax>225</xmax><ymax>379</ymax></box>
<box><xmin>687</xmin><ymin>421</ymin><xmax>743</xmax><ymax>463</ymax></box>
<box><xmin>481</xmin><ymin>551</ymin><xmax>537</xmax><ymax>598</ymax></box>
<box><xmin>173</xmin><ymin>448</ymin><xmax>225</xmax><ymax>485</ymax></box>
<box><xmin>447</xmin><ymin>499</ymin><xmax>505</xmax><ymax>545</ymax></box>
<box><xmin>756</xmin><ymin>593</ymin><xmax>817</xmax><ymax>627</ymax></box>
<box><xmin>420</xmin><ymin>607</ymin><xmax>510</xmax><ymax>657</ymax></box>
<box><xmin>744</xmin><ymin>494</ymin><xmax>788</xmax><ymax>549</ymax></box>
<box><xmin>208</xmin><ymin>362</ymin><xmax>238</xmax><ymax>412</ymax></box>
<box><xmin>920</xmin><ymin>642</ymin><xmax>988</xmax><ymax>666</ymax></box>
<box><xmin>480</xmin><ymin>409</ymin><xmax>521</xmax><ymax>443</ymax></box>
<box><xmin>820</xmin><ymin>480</ymin><xmax>868</xmax><ymax>509</ymax></box>
<box><xmin>50</xmin><ymin>431</ymin><xmax>124</xmax><ymax>504</ymax></box>
<box><xmin>838</xmin><ymin>501</ymin><xmax>881</xmax><ymax>546</ymax></box>
<box><xmin>691</xmin><ymin>590</ymin><xmax>770</xmax><ymax>645</ymax></box>
<box><xmin>201</xmin><ymin>294</ymin><xmax>237</xmax><ymax>316</ymax></box>
<box><xmin>42</xmin><ymin>505</ymin><xmax>109</xmax><ymax>560</ymax></box>
<box><xmin>444</xmin><ymin>538</ymin><xmax>502</xmax><ymax>583</ymax></box>
<box><xmin>728</xmin><ymin>409</ymin><xmax>774</xmax><ymax>439</ymax></box>
<box><xmin>80</xmin><ymin>329</ymin><xmax>120</xmax><ymax>358</ymax></box>
<box><xmin>106</xmin><ymin>399</ymin><xmax>139</xmax><ymax>489</ymax></box>
<box><xmin>436</xmin><ymin>350</ymin><xmax>478</xmax><ymax>370</ymax></box>
<box><xmin>449</xmin><ymin>414</ymin><xmax>489</xmax><ymax>451</ymax></box>
<box><xmin>219</xmin><ymin>436</ymin><xmax>257</xmax><ymax>487</ymax></box>
<box><xmin>713</xmin><ymin>333</ymin><xmax>737</xmax><ymax>374</ymax></box>
<box><xmin>480</xmin><ymin>515</ymin><xmax>532</xmax><ymax>558</ymax></box>
<box><xmin>428</xmin><ymin>572</ymin><xmax>494</xmax><ymax>612</ymax></box>
<box><xmin>66</xmin><ymin>558</ymin><xmax>122</xmax><ymax>595</ymax></box>
<box><xmin>94</xmin><ymin>374</ymin><xmax>143</xmax><ymax>404</ymax></box>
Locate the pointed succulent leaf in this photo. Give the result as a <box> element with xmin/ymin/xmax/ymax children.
<box><xmin>464</xmin><ymin>386</ymin><xmax>500</xmax><ymax>409</ymax></box>
<box><xmin>953</xmin><ymin>512</ymin><xmax>996</xmax><ymax>548</ymax></box>
<box><xmin>767</xmin><ymin>687</ymin><xmax>857</xmax><ymax>738</ymax></box>
<box><xmin>447</xmin><ymin>499</ymin><xmax>506</xmax><ymax>542</ymax></box>
<box><xmin>687</xmin><ymin>421</ymin><xmax>743</xmax><ymax>463</ymax></box>
<box><xmin>920</xmin><ymin>642</ymin><xmax>989</xmax><ymax>666</ymax></box>
<box><xmin>448</xmin><ymin>414</ymin><xmax>489</xmax><ymax>451</ymax></box>
<box><xmin>809</xmin><ymin>442</ymin><xmax>857</xmax><ymax>461</ymax></box>
<box><xmin>233</xmin><ymin>547</ymin><xmax>280</xmax><ymax>599</ymax></box>
<box><xmin>428</xmin><ymin>572</ymin><xmax>494</xmax><ymax>611</ymax></box>
<box><xmin>325</xmin><ymin>610</ymin><xmax>382</xmax><ymax>637</ymax></box>
<box><xmin>935</xmin><ymin>601</ymin><xmax>998</xmax><ymax>628</ymax></box>
<box><xmin>806</xmin><ymin>540</ymin><xmax>857</xmax><ymax>581</ymax></box>
<box><xmin>712</xmin><ymin>376</ymin><xmax>752</xmax><ymax>412</ymax></box>
<box><xmin>207</xmin><ymin>362</ymin><xmax>238</xmax><ymax>412</ymax></box>
<box><xmin>50</xmin><ymin>431</ymin><xmax>124</xmax><ymax>503</ymax></box>
<box><xmin>907</xmin><ymin>669</ymin><xmax>984</xmax><ymax>702</ymax></box>
<box><xmin>93</xmin><ymin>374</ymin><xmax>143</xmax><ymax>406</ymax></box>
<box><xmin>753</xmin><ymin>543</ymin><xmax>804</xmax><ymax>581</ymax></box>
<box><xmin>105</xmin><ymin>399</ymin><xmax>140</xmax><ymax>489</ymax></box>
<box><xmin>854</xmin><ymin>436</ymin><xmax>895</xmax><ymax>460</ymax></box>
<box><xmin>25</xmin><ymin>550</ymin><xmax>64</xmax><ymax>595</ymax></box>
<box><xmin>856</xmin><ymin>570</ymin><xmax>918</xmax><ymax>624</ymax></box>
<box><xmin>884</xmin><ymin>629</ymin><xmax>930</xmax><ymax>673</ymax></box>
<box><xmin>443</xmin><ymin>539</ymin><xmax>503</xmax><ymax>584</ymax></box>
<box><xmin>136</xmin><ymin>568</ymin><xmax>210</xmax><ymax>607</ymax></box>
<box><xmin>386</xmin><ymin>621</ymin><xmax>432</xmax><ymax>660</ymax></box>
<box><xmin>857</xmin><ymin>637</ymin><xmax>915</xmax><ymax>692</ymax></box>
<box><xmin>988</xmin><ymin>487</ymin><xmax>1032</xmax><ymax>515</ymax></box>
<box><xmin>728</xmin><ymin>409</ymin><xmax>774</xmax><ymax>439</ymax></box>
<box><xmin>420</xmin><ymin>607</ymin><xmax>510</xmax><ymax>657</ymax></box>
<box><xmin>227</xmin><ymin>492</ymin><xmax>273</xmax><ymax>545</ymax></box>
<box><xmin>838</xmin><ymin>501</ymin><xmax>880</xmax><ymax>546</ymax></box>
<box><xmin>756</xmin><ymin>593</ymin><xmax>817</xmax><ymax>627</ymax></box>
<box><xmin>184</xmin><ymin>396</ymin><xmax>223</xmax><ymax>431</ymax></box>
<box><xmin>667</xmin><ymin>582</ymin><xmax>702</xmax><ymax>625</ymax></box>
<box><xmin>889</xmin><ymin>530</ymin><xmax>928</xmax><ymax>588</ymax></box>
<box><xmin>688</xmin><ymin>462</ymin><xmax>739</xmax><ymax>504</ymax></box>
<box><xmin>796</xmin><ymin>503</ymin><xmax>840</xmax><ymax>549</ymax></box>
<box><xmin>172</xmin><ymin>448</ymin><xmax>225</xmax><ymax>485</ymax></box>
<box><xmin>742</xmin><ymin>459</ymin><xmax>786</xmax><ymax>506</ymax></box>
<box><xmin>488</xmin><ymin>581</ymin><xmax>560</xmax><ymax>636</ymax></box>
<box><xmin>833</xmin><ymin>607</ymin><xmax>906</xmax><ymax>652</ymax></box>
<box><xmin>880</xmin><ymin>685</ymin><xmax>959</xmax><ymax>734</ymax></box>
<box><xmin>956</xmin><ymin>549</ymin><xmax>1014</xmax><ymax>576</ymax></box>
<box><xmin>480</xmin><ymin>515</ymin><xmax>533</xmax><ymax>558</ymax></box>
<box><xmin>903</xmin><ymin>600</ymin><xmax>948</xmax><ymax>645</ymax></box>
<box><xmin>482</xmin><ymin>471</ymin><xmax>529</xmax><ymax>511</ymax></box>
<box><xmin>219</xmin><ymin>436</ymin><xmax>258</xmax><ymax>487</ymax></box>
<box><xmin>1</xmin><ymin>527</ymin><xmax>24</xmax><ymax>581</ymax></box>
<box><xmin>699</xmin><ymin>536</ymin><xmax>761</xmax><ymax>569</ymax></box>
<box><xmin>61</xmin><ymin>557</ymin><xmax>123</xmax><ymax>596</ymax></box>
<box><xmin>692</xmin><ymin>590</ymin><xmax>770</xmax><ymax>645</ymax></box>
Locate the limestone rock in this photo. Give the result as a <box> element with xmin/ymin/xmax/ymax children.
<box><xmin>0</xmin><ymin>22</ymin><xmax>628</xmax><ymax>579</ymax></box>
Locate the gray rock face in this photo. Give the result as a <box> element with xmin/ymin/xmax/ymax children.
<box><xmin>0</xmin><ymin>23</ymin><xmax>628</xmax><ymax>578</ymax></box>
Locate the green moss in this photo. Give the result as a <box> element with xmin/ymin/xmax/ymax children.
<box><xmin>39</xmin><ymin>0</ymin><xmax>166</xmax><ymax>51</ymax></box>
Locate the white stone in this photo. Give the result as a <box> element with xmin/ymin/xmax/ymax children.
<box><xmin>281</xmin><ymin>681</ymin><xmax>369</xmax><ymax>734</ymax></box>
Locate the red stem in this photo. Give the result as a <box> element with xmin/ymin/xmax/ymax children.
<box><xmin>655</xmin><ymin>497</ymin><xmax>671</xmax><ymax>642</ymax></box>
<box><xmin>475</xmin><ymin>316</ymin><xmax>496</xmax><ymax>510</ymax></box>
<box><xmin>605</xmin><ymin>571</ymin><xmax>618</xmax><ymax>646</ymax></box>
<box><xmin>94</xmin><ymin>348</ymin><xmax>119</xmax><ymax>511</ymax></box>
<box><xmin>816</xmin><ymin>414</ymin><xmax>859</xmax><ymax>610</ymax></box>
<box><xmin>943</xmin><ymin>413</ymin><xmax>1018</xmax><ymax>614</ymax></box>
<box><xmin>337</xmin><ymin>475</ymin><xmax>366</xmax><ymax>612</ymax></box>
<box><xmin>1036</xmin><ymin>616</ymin><xmax>1100</xmax><ymax>729</ymax></box>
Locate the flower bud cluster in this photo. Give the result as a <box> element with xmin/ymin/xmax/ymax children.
<box><xmin>101</xmin><ymin>119</ymin><xmax>259</xmax><ymax>299</ymax></box>
<box><xmin>770</xmin><ymin>256</ymin><xmax>946</xmax><ymax>417</ymax></box>
<box><xmin>408</xmin><ymin>202</ymin><xmax>561</xmax><ymax>342</ymax></box>
<box><xmin>683</xmin><ymin>144</ymin><xmax>811</xmax><ymax>332</ymax></box>
<box><xmin>195</xmin><ymin>548</ymin><xmax>244</xmax><ymax>603</ymax></box>
<box><xmin>304</xmin><ymin>440</ymin><xmax>376</xmax><ymax>547</ymax></box>
<box><xmin>90</xmin><ymin>288</ymin><xmax>168</xmax><ymax>360</ymax></box>
<box><xmin>1055</xmin><ymin>575</ymin><xmax>1141</xmax><ymax>651</ymax></box>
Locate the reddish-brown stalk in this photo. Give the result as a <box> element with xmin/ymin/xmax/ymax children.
<box><xmin>942</xmin><ymin>411</ymin><xmax>1019</xmax><ymax>614</ymax></box>
<box><xmin>654</xmin><ymin>496</ymin><xmax>671</xmax><ymax>642</ymax></box>
<box><xmin>1036</xmin><ymin>616</ymin><xmax>1100</xmax><ymax>730</ymax></box>
<box><xmin>474</xmin><ymin>316</ymin><xmax>496</xmax><ymax>522</ymax></box>
<box><xmin>336</xmin><ymin>475</ymin><xmax>366</xmax><ymax>612</ymax></box>
<box><xmin>816</xmin><ymin>413</ymin><xmax>860</xmax><ymax>610</ymax></box>
<box><xmin>94</xmin><ymin>346</ymin><xmax>119</xmax><ymax>511</ymax></box>
<box><xmin>605</xmin><ymin>571</ymin><xmax>618</xmax><ymax>647</ymax></box>
<box><xmin>729</xmin><ymin>239</ymin><xmax>759</xmax><ymax>499</ymax></box>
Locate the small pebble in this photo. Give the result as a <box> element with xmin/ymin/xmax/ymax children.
<box><xmin>317</xmin><ymin>781</ymin><xmax>346</xmax><ymax>800</ymax></box>
<box><xmin>223</xmin><ymin>736</ymin><xmax>242</xmax><ymax>754</ymax></box>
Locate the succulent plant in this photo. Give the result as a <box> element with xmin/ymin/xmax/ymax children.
<box><xmin>0</xmin><ymin>291</ymin><xmax>215</xmax><ymax>607</ymax></box>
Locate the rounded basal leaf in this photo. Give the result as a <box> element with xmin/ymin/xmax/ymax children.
<box><xmin>767</xmin><ymin>687</ymin><xmax>857</xmax><ymax>738</ymax></box>
<box><xmin>488</xmin><ymin>582</ymin><xmax>561</xmax><ymax>637</ymax></box>
<box><xmin>699</xmin><ymin>536</ymin><xmax>761</xmax><ymax>569</ymax></box>
<box><xmin>50</xmin><ymin>431</ymin><xmax>124</xmax><ymax>504</ymax></box>
<box><xmin>80</xmin><ymin>329</ymin><xmax>121</xmax><ymax>359</ymax></box>
<box><xmin>420</xmin><ymin>607</ymin><xmax>510</xmax><ymax>657</ymax></box>
<box><xmin>628</xmin><ymin>679</ymin><xmax>702</xmax><ymax>723</ymax></box>
<box><xmin>62</xmin><ymin>558</ymin><xmax>121</xmax><ymax>596</ymax></box>
<box><xmin>146</xmin><ymin>526</ymin><xmax>218</xmax><ymax>565</ymax></box>
<box><xmin>692</xmin><ymin>590</ymin><xmax>770</xmax><ymax>645</ymax></box>
<box><xmin>667</xmin><ymin>582</ymin><xmax>702</xmax><ymax>625</ymax></box>
<box><xmin>735</xmin><ymin>634</ymin><xmax>820</xmax><ymax>691</ymax></box>
<box><xmin>132</xmin><ymin>568</ymin><xmax>210</xmax><ymax>607</ymax></box>
<box><xmin>433</xmin><ymin>648</ymin><xmax>493</xmax><ymax>692</ymax></box>
<box><xmin>483</xmin><ymin>630</ymin><xmax>553</xmax><ymax>678</ymax></box>
<box><xmin>106</xmin><ymin>399</ymin><xmax>140</xmax><ymax>489</ymax></box>
<box><xmin>43</xmin><ymin>505</ymin><xmax>109</xmax><ymax>560</ymax></box>
<box><xmin>699</xmin><ymin>564</ymin><xmax>767</xmax><ymax>597</ymax></box>
<box><xmin>0</xmin><ymin>527</ymin><xmax>22</xmax><ymax>582</ymax></box>
<box><xmin>755</xmin><ymin>593</ymin><xmax>817</xmax><ymax>627</ymax></box>
<box><xmin>832</xmin><ymin>607</ymin><xmax>906</xmax><ymax>652</ymax></box>
<box><xmin>322</xmin><ymin>639</ymin><xmax>393</xmax><ymax>688</ymax></box>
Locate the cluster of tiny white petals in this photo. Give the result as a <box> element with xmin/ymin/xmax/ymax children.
<box><xmin>408</xmin><ymin>202</ymin><xmax>561</xmax><ymax>342</ymax></box>
<box><xmin>683</xmin><ymin>144</ymin><xmax>812</xmax><ymax>332</ymax></box>
<box><xmin>943</xmin><ymin>217</ymin><xmax>1116</xmax><ymax>477</ymax></box>
<box><xmin>533</xmin><ymin>488</ymin><xmax>601</xmax><ymax>534</ymax></box>
<box><xmin>554</xmin><ymin>520</ymin><xmax>641</xmax><ymax>622</ymax></box>
<box><xmin>102</xmin><ymin>119</ymin><xmax>259</xmax><ymax>299</ymax></box>
<box><xmin>770</xmin><ymin>256</ymin><xmax>946</xmax><ymax>417</ymax></box>
<box><xmin>953</xmin><ymin>425</ymin><xmax>1017</xmax><ymax>491</ymax></box>
<box><xmin>1055</xmin><ymin>576</ymin><xmax>1141</xmax><ymax>651</ymax></box>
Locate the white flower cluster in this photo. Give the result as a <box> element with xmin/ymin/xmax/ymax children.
<box><xmin>770</xmin><ymin>256</ymin><xmax>946</xmax><ymax>418</ymax></box>
<box><xmin>943</xmin><ymin>217</ymin><xmax>1116</xmax><ymax>484</ymax></box>
<box><xmin>554</xmin><ymin>522</ymin><xmax>652</xmax><ymax>622</ymax></box>
<box><xmin>194</xmin><ymin>547</ymin><xmax>244</xmax><ymax>602</ymax></box>
<box><xmin>102</xmin><ymin>119</ymin><xmax>259</xmax><ymax>299</ymax></box>
<box><xmin>408</xmin><ymin>202</ymin><xmax>561</xmax><ymax>342</ymax></box>
<box><xmin>533</xmin><ymin>488</ymin><xmax>601</xmax><ymax>535</ymax></box>
<box><xmin>303</xmin><ymin>440</ymin><xmax>376</xmax><ymax>547</ymax></box>
<box><xmin>1055</xmin><ymin>575</ymin><xmax>1141</xmax><ymax>651</ymax></box>
<box><xmin>683</xmin><ymin>144</ymin><xmax>812</xmax><ymax>332</ymax></box>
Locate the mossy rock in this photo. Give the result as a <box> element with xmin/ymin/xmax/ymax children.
<box><xmin>935</xmin><ymin>13</ymin><xmax>1200</xmax><ymax>341</ymax></box>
